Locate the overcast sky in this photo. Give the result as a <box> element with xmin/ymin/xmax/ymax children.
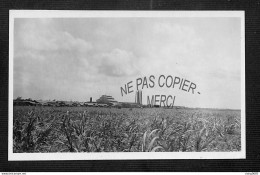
<box><xmin>13</xmin><ymin>17</ymin><xmax>242</xmax><ymax>109</ymax></box>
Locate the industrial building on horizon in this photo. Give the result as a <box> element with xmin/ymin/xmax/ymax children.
<box><xmin>96</xmin><ymin>95</ymin><xmax>118</xmax><ymax>105</ymax></box>
<box><xmin>14</xmin><ymin>90</ymin><xmax>184</xmax><ymax>108</ymax></box>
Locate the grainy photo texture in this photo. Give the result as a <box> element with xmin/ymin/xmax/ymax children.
<box><xmin>9</xmin><ymin>11</ymin><xmax>245</xmax><ymax>160</ymax></box>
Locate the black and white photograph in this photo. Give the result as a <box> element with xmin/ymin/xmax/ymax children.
<box><xmin>9</xmin><ymin>11</ymin><xmax>245</xmax><ymax>160</ymax></box>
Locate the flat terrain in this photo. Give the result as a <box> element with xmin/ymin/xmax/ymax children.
<box><xmin>13</xmin><ymin>106</ymin><xmax>241</xmax><ymax>152</ymax></box>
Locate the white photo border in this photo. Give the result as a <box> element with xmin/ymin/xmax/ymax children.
<box><xmin>8</xmin><ymin>10</ymin><xmax>245</xmax><ymax>160</ymax></box>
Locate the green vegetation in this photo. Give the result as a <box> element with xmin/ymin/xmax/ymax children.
<box><xmin>13</xmin><ymin>106</ymin><xmax>241</xmax><ymax>152</ymax></box>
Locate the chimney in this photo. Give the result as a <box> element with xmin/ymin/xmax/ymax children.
<box><xmin>90</xmin><ymin>97</ymin><xmax>92</xmax><ymax>102</ymax></box>
<box><xmin>140</xmin><ymin>90</ymin><xmax>142</xmax><ymax>105</ymax></box>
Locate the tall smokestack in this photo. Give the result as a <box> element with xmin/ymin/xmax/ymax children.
<box><xmin>138</xmin><ymin>91</ymin><xmax>140</xmax><ymax>104</ymax></box>
<box><xmin>137</xmin><ymin>91</ymin><xmax>139</xmax><ymax>104</ymax></box>
<box><xmin>135</xmin><ymin>91</ymin><xmax>137</xmax><ymax>103</ymax></box>
<box><xmin>138</xmin><ymin>91</ymin><xmax>140</xmax><ymax>105</ymax></box>
<box><xmin>90</xmin><ymin>97</ymin><xmax>92</xmax><ymax>102</ymax></box>
<box><xmin>140</xmin><ymin>91</ymin><xmax>142</xmax><ymax>105</ymax></box>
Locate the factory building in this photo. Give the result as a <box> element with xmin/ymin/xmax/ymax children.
<box><xmin>96</xmin><ymin>95</ymin><xmax>118</xmax><ymax>105</ymax></box>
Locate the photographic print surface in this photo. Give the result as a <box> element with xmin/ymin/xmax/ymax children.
<box><xmin>9</xmin><ymin>11</ymin><xmax>245</xmax><ymax>160</ymax></box>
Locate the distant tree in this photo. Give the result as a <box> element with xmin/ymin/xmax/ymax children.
<box><xmin>16</xmin><ymin>97</ymin><xmax>22</xmax><ymax>100</ymax></box>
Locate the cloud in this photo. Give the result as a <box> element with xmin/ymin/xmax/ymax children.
<box><xmin>13</xmin><ymin>19</ymin><xmax>95</xmax><ymax>100</ymax></box>
<box><xmin>13</xmin><ymin>18</ymin><xmax>242</xmax><ymax>108</ymax></box>
<box><xmin>92</xmin><ymin>48</ymin><xmax>140</xmax><ymax>77</ymax></box>
<box><xmin>152</xmin><ymin>22</ymin><xmax>203</xmax><ymax>48</ymax></box>
<box><xmin>16</xmin><ymin>19</ymin><xmax>92</xmax><ymax>53</ymax></box>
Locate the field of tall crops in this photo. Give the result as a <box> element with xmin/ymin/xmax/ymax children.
<box><xmin>13</xmin><ymin>106</ymin><xmax>241</xmax><ymax>153</ymax></box>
